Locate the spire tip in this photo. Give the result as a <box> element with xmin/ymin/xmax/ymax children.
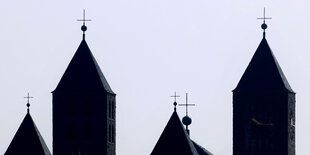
<box><xmin>257</xmin><ymin>8</ymin><xmax>272</xmax><ymax>38</ymax></box>
<box><xmin>171</xmin><ymin>92</ymin><xmax>180</xmax><ymax>112</ymax></box>
<box><xmin>24</xmin><ymin>93</ymin><xmax>33</xmax><ymax>113</ymax></box>
<box><xmin>77</xmin><ymin>10</ymin><xmax>91</xmax><ymax>40</ymax></box>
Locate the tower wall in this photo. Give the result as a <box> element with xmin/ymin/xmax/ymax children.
<box><xmin>233</xmin><ymin>90</ymin><xmax>295</xmax><ymax>155</ymax></box>
<box><xmin>53</xmin><ymin>92</ymin><xmax>116</xmax><ymax>155</ymax></box>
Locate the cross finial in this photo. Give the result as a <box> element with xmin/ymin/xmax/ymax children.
<box><xmin>24</xmin><ymin>92</ymin><xmax>33</xmax><ymax>113</ymax></box>
<box><xmin>257</xmin><ymin>8</ymin><xmax>272</xmax><ymax>38</ymax></box>
<box><xmin>77</xmin><ymin>9</ymin><xmax>91</xmax><ymax>40</ymax></box>
<box><xmin>179</xmin><ymin>93</ymin><xmax>195</xmax><ymax>116</ymax></box>
<box><xmin>179</xmin><ymin>93</ymin><xmax>195</xmax><ymax>135</ymax></box>
<box><xmin>170</xmin><ymin>92</ymin><xmax>180</xmax><ymax>111</ymax></box>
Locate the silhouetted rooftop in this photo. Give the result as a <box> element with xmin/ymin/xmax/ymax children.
<box><xmin>5</xmin><ymin>113</ymin><xmax>51</xmax><ymax>155</ymax></box>
<box><xmin>151</xmin><ymin>110</ymin><xmax>213</xmax><ymax>155</ymax></box>
<box><xmin>151</xmin><ymin>111</ymin><xmax>198</xmax><ymax>155</ymax></box>
<box><xmin>53</xmin><ymin>39</ymin><xmax>114</xmax><ymax>94</ymax></box>
<box><xmin>234</xmin><ymin>37</ymin><xmax>294</xmax><ymax>93</ymax></box>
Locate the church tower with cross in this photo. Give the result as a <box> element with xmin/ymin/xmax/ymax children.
<box><xmin>233</xmin><ymin>9</ymin><xmax>295</xmax><ymax>155</ymax></box>
<box><xmin>52</xmin><ymin>11</ymin><xmax>116</xmax><ymax>155</ymax></box>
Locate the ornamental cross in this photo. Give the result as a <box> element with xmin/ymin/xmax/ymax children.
<box><xmin>24</xmin><ymin>92</ymin><xmax>33</xmax><ymax>104</ymax></box>
<box><xmin>257</xmin><ymin>8</ymin><xmax>272</xmax><ymax>24</ymax></box>
<box><xmin>77</xmin><ymin>10</ymin><xmax>91</xmax><ymax>25</ymax></box>
<box><xmin>170</xmin><ymin>92</ymin><xmax>180</xmax><ymax>102</ymax></box>
<box><xmin>179</xmin><ymin>93</ymin><xmax>195</xmax><ymax>116</ymax></box>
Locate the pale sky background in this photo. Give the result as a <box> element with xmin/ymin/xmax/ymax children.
<box><xmin>0</xmin><ymin>1</ymin><xmax>309</xmax><ymax>155</ymax></box>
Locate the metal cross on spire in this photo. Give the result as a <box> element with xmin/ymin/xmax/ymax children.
<box><xmin>77</xmin><ymin>9</ymin><xmax>91</xmax><ymax>40</ymax></box>
<box><xmin>24</xmin><ymin>92</ymin><xmax>33</xmax><ymax>113</ymax></box>
<box><xmin>171</xmin><ymin>92</ymin><xmax>180</xmax><ymax>102</ymax></box>
<box><xmin>170</xmin><ymin>92</ymin><xmax>180</xmax><ymax>111</ymax></box>
<box><xmin>257</xmin><ymin>8</ymin><xmax>272</xmax><ymax>37</ymax></box>
<box><xmin>179</xmin><ymin>93</ymin><xmax>195</xmax><ymax>116</ymax></box>
<box><xmin>179</xmin><ymin>93</ymin><xmax>195</xmax><ymax>135</ymax></box>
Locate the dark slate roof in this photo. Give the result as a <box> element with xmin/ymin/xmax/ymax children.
<box><xmin>234</xmin><ymin>37</ymin><xmax>294</xmax><ymax>93</ymax></box>
<box><xmin>192</xmin><ymin>140</ymin><xmax>213</xmax><ymax>155</ymax></box>
<box><xmin>151</xmin><ymin>111</ymin><xmax>199</xmax><ymax>155</ymax></box>
<box><xmin>53</xmin><ymin>39</ymin><xmax>114</xmax><ymax>94</ymax></box>
<box><xmin>5</xmin><ymin>113</ymin><xmax>51</xmax><ymax>155</ymax></box>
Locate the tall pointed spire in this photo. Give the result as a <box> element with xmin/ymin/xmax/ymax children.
<box><xmin>234</xmin><ymin>8</ymin><xmax>293</xmax><ymax>93</ymax></box>
<box><xmin>54</xmin><ymin>10</ymin><xmax>114</xmax><ymax>94</ymax></box>
<box><xmin>53</xmin><ymin>11</ymin><xmax>116</xmax><ymax>155</ymax></box>
<box><xmin>233</xmin><ymin>31</ymin><xmax>293</xmax><ymax>92</ymax></box>
<box><xmin>233</xmin><ymin>10</ymin><xmax>295</xmax><ymax>155</ymax></box>
<box><xmin>53</xmin><ymin>30</ymin><xmax>114</xmax><ymax>94</ymax></box>
<box><xmin>77</xmin><ymin>10</ymin><xmax>91</xmax><ymax>40</ymax></box>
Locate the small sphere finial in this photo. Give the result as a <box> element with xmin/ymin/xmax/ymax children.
<box><xmin>24</xmin><ymin>93</ymin><xmax>33</xmax><ymax>113</ymax></box>
<box><xmin>261</xmin><ymin>23</ymin><xmax>267</xmax><ymax>30</ymax></box>
<box><xmin>182</xmin><ymin>115</ymin><xmax>192</xmax><ymax>126</ymax></box>
<box><xmin>171</xmin><ymin>92</ymin><xmax>180</xmax><ymax>111</ymax></box>
<box><xmin>173</xmin><ymin>102</ymin><xmax>177</xmax><ymax>111</ymax></box>
<box><xmin>81</xmin><ymin>25</ymin><xmax>87</xmax><ymax>32</ymax></box>
<box><xmin>27</xmin><ymin>103</ymin><xmax>30</xmax><ymax>113</ymax></box>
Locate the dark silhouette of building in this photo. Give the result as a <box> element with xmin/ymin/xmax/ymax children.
<box><xmin>233</xmin><ymin>16</ymin><xmax>295</xmax><ymax>154</ymax></box>
<box><xmin>151</xmin><ymin>96</ymin><xmax>212</xmax><ymax>155</ymax></box>
<box><xmin>4</xmin><ymin>10</ymin><xmax>297</xmax><ymax>155</ymax></box>
<box><xmin>52</xmin><ymin>14</ymin><xmax>116</xmax><ymax>155</ymax></box>
<box><xmin>5</xmin><ymin>97</ymin><xmax>51</xmax><ymax>155</ymax></box>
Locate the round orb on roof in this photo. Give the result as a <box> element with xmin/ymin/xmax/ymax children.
<box><xmin>81</xmin><ymin>25</ymin><xmax>87</xmax><ymax>32</ymax></box>
<box><xmin>27</xmin><ymin>103</ymin><xmax>30</xmax><ymax>108</ymax></box>
<box><xmin>182</xmin><ymin>116</ymin><xmax>192</xmax><ymax>126</ymax></box>
<box><xmin>173</xmin><ymin>102</ymin><xmax>177</xmax><ymax>106</ymax></box>
<box><xmin>261</xmin><ymin>23</ymin><xmax>267</xmax><ymax>30</ymax></box>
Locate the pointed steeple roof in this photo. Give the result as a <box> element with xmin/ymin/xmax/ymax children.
<box><xmin>234</xmin><ymin>37</ymin><xmax>294</xmax><ymax>93</ymax></box>
<box><xmin>53</xmin><ymin>39</ymin><xmax>114</xmax><ymax>94</ymax></box>
<box><xmin>151</xmin><ymin>111</ymin><xmax>199</xmax><ymax>155</ymax></box>
<box><xmin>5</xmin><ymin>113</ymin><xmax>51</xmax><ymax>155</ymax></box>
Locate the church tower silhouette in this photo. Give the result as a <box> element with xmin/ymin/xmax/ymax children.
<box><xmin>52</xmin><ymin>11</ymin><xmax>116</xmax><ymax>155</ymax></box>
<box><xmin>233</xmin><ymin>10</ymin><xmax>295</xmax><ymax>155</ymax></box>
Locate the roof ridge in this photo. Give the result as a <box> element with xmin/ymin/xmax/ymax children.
<box><xmin>86</xmin><ymin>41</ymin><xmax>114</xmax><ymax>94</ymax></box>
<box><xmin>31</xmin><ymin>115</ymin><xmax>52</xmax><ymax>155</ymax></box>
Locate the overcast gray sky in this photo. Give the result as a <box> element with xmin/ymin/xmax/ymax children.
<box><xmin>0</xmin><ymin>1</ymin><xmax>309</xmax><ymax>154</ymax></box>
